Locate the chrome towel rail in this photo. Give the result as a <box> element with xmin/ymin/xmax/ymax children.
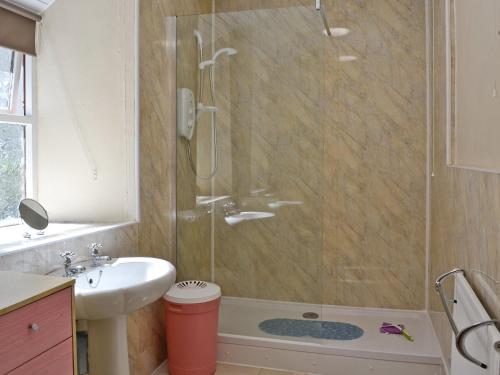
<box><xmin>435</xmin><ymin>268</ymin><xmax>500</xmax><ymax>369</ymax></box>
<box><xmin>435</xmin><ymin>268</ymin><xmax>464</xmax><ymax>335</ymax></box>
<box><xmin>456</xmin><ymin>320</ymin><xmax>500</xmax><ymax>369</ymax></box>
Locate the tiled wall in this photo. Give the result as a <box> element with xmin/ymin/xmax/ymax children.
<box><xmin>138</xmin><ymin>0</ymin><xmax>425</xmax><ymax>374</ymax></box>
<box><xmin>429</xmin><ymin>0</ymin><xmax>500</xmax><ymax>367</ymax></box>
<box><xmin>322</xmin><ymin>0</ymin><xmax>427</xmax><ymax>309</ymax></box>
<box><xmin>175</xmin><ymin>13</ymin><xmax>213</xmax><ymax>283</ymax></box>
<box><xmin>206</xmin><ymin>0</ymin><xmax>427</xmax><ymax>309</ymax></box>
<box><xmin>0</xmin><ymin>225</ymin><xmax>138</xmax><ymax>274</ymax></box>
<box><xmin>133</xmin><ymin>0</ymin><xmax>194</xmax><ymax>372</ymax></box>
<box><xmin>136</xmin><ymin>0</ymin><xmax>217</xmax><ymax>372</ymax></box>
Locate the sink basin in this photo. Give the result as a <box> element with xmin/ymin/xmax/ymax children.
<box><xmin>225</xmin><ymin>211</ymin><xmax>275</xmax><ymax>225</ymax></box>
<box><xmin>50</xmin><ymin>256</ymin><xmax>175</xmax><ymax>375</ymax></box>
<box><xmin>72</xmin><ymin>257</ymin><xmax>176</xmax><ymax>320</ymax></box>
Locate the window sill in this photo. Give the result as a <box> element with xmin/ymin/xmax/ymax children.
<box><xmin>0</xmin><ymin>221</ymin><xmax>135</xmax><ymax>256</ymax></box>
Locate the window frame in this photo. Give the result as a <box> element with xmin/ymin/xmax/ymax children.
<box><xmin>0</xmin><ymin>53</ymin><xmax>35</xmax><ymax>228</ymax></box>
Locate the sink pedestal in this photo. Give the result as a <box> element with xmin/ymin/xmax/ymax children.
<box><xmin>60</xmin><ymin>257</ymin><xmax>175</xmax><ymax>374</ymax></box>
<box><xmin>88</xmin><ymin>315</ymin><xmax>130</xmax><ymax>375</ymax></box>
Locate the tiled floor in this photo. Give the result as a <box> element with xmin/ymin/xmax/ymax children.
<box><xmin>155</xmin><ymin>362</ymin><xmax>308</xmax><ymax>375</ymax></box>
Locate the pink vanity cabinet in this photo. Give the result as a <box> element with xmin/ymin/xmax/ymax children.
<box><xmin>0</xmin><ymin>272</ymin><xmax>76</xmax><ymax>375</ymax></box>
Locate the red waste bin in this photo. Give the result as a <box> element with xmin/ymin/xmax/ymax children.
<box><xmin>164</xmin><ymin>280</ymin><xmax>221</xmax><ymax>375</ymax></box>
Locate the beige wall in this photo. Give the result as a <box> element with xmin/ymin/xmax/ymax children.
<box><xmin>134</xmin><ymin>0</ymin><xmax>213</xmax><ymax>373</ymax></box>
<box><xmin>208</xmin><ymin>0</ymin><xmax>427</xmax><ymax>309</ymax></box>
<box><xmin>37</xmin><ymin>0</ymin><xmax>137</xmax><ymax>222</ymax></box>
<box><xmin>323</xmin><ymin>0</ymin><xmax>427</xmax><ymax>308</ymax></box>
<box><xmin>137</xmin><ymin>1</ymin><xmax>428</xmax><ymax>372</ymax></box>
<box><xmin>130</xmin><ymin>0</ymin><xmax>190</xmax><ymax>373</ymax></box>
<box><xmin>175</xmin><ymin>13</ymin><xmax>213</xmax><ymax>283</ymax></box>
<box><xmin>430</xmin><ymin>0</ymin><xmax>500</xmax><ymax>368</ymax></box>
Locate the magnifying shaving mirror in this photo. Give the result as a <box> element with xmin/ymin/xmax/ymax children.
<box><xmin>18</xmin><ymin>199</ymin><xmax>49</xmax><ymax>235</ymax></box>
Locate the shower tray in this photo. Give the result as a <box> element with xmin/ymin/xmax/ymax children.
<box><xmin>217</xmin><ymin>297</ymin><xmax>443</xmax><ymax>375</ymax></box>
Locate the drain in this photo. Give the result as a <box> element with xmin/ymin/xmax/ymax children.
<box><xmin>302</xmin><ymin>312</ymin><xmax>319</xmax><ymax>319</ymax></box>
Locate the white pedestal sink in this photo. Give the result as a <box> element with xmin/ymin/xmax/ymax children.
<box><xmin>55</xmin><ymin>257</ymin><xmax>176</xmax><ymax>375</ymax></box>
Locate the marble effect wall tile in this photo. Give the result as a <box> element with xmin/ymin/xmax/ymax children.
<box><xmin>215</xmin><ymin>0</ymin><xmax>309</xmax><ymax>13</ymax></box>
<box><xmin>322</xmin><ymin>0</ymin><xmax>427</xmax><ymax>309</ymax></box>
<box><xmin>175</xmin><ymin>14</ymin><xmax>213</xmax><ymax>283</ymax></box>
<box><xmin>138</xmin><ymin>2</ymin><xmax>429</xmax><ymax>371</ymax></box>
<box><xmin>128</xmin><ymin>300</ymin><xmax>166</xmax><ymax>375</ymax></box>
<box><xmin>135</xmin><ymin>1</ymin><xmax>214</xmax><ymax>373</ymax></box>
<box><xmin>135</xmin><ymin>0</ymin><xmax>185</xmax><ymax>373</ymax></box>
<box><xmin>210</xmin><ymin>6</ymin><xmax>325</xmax><ymax>304</ymax></box>
<box><xmin>0</xmin><ymin>224</ymin><xmax>138</xmax><ymax>274</ymax></box>
<box><xmin>207</xmin><ymin>1</ymin><xmax>427</xmax><ymax>309</ymax></box>
<box><xmin>139</xmin><ymin>0</ymin><xmax>177</xmax><ymax>265</ymax></box>
<box><xmin>429</xmin><ymin>0</ymin><xmax>500</xmax><ymax>367</ymax></box>
<box><xmin>159</xmin><ymin>0</ymin><xmax>212</xmax><ymax>17</ymax></box>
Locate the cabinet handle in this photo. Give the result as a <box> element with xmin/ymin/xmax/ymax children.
<box><xmin>29</xmin><ymin>323</ymin><xmax>39</xmax><ymax>332</ymax></box>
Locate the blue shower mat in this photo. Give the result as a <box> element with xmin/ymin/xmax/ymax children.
<box><xmin>259</xmin><ymin>318</ymin><xmax>364</xmax><ymax>341</ymax></box>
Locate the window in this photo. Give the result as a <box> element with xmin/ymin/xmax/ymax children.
<box><xmin>0</xmin><ymin>47</ymin><xmax>25</xmax><ymax>115</ymax></box>
<box><xmin>0</xmin><ymin>47</ymin><xmax>33</xmax><ymax>227</ymax></box>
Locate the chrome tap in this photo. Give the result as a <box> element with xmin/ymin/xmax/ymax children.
<box><xmin>88</xmin><ymin>243</ymin><xmax>112</xmax><ymax>267</ymax></box>
<box><xmin>223</xmin><ymin>200</ymin><xmax>240</xmax><ymax>216</ymax></box>
<box><xmin>60</xmin><ymin>251</ymin><xmax>86</xmax><ymax>277</ymax></box>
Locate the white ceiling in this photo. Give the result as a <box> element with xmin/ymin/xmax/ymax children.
<box><xmin>5</xmin><ymin>0</ymin><xmax>55</xmax><ymax>15</ymax></box>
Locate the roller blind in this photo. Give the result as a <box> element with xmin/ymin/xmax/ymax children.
<box><xmin>0</xmin><ymin>2</ymin><xmax>39</xmax><ymax>56</ymax></box>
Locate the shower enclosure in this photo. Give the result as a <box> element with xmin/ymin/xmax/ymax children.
<box><xmin>174</xmin><ymin>0</ymin><xmax>429</xmax><ymax>365</ymax></box>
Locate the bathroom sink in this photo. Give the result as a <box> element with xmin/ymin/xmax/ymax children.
<box><xmin>72</xmin><ymin>257</ymin><xmax>176</xmax><ymax>320</ymax></box>
<box><xmin>49</xmin><ymin>257</ymin><xmax>175</xmax><ymax>374</ymax></box>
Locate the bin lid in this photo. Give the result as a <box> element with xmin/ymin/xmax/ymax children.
<box><xmin>164</xmin><ymin>280</ymin><xmax>221</xmax><ymax>304</ymax></box>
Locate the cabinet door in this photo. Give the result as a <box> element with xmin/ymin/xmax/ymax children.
<box><xmin>0</xmin><ymin>288</ymin><xmax>72</xmax><ymax>373</ymax></box>
<box><xmin>8</xmin><ymin>338</ymin><xmax>73</xmax><ymax>375</ymax></box>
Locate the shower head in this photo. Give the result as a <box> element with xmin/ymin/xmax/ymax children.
<box><xmin>199</xmin><ymin>47</ymin><xmax>238</xmax><ymax>70</ymax></box>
